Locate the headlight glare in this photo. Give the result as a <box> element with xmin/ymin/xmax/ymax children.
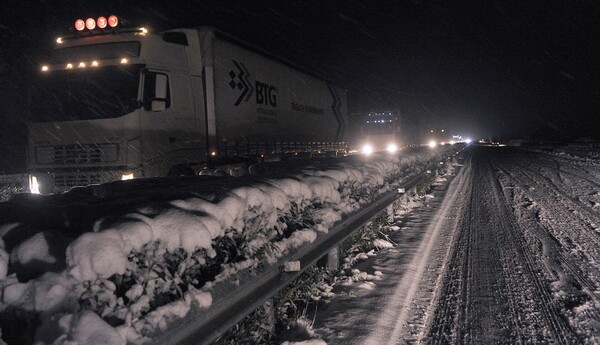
<box><xmin>386</xmin><ymin>143</ymin><xmax>398</xmax><ymax>153</ymax></box>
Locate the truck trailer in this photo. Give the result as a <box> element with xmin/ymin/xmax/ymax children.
<box><xmin>27</xmin><ymin>17</ymin><xmax>348</xmax><ymax>193</ymax></box>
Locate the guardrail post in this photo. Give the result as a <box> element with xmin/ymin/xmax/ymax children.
<box><xmin>326</xmin><ymin>246</ymin><xmax>339</xmax><ymax>271</ymax></box>
<box><xmin>264</xmin><ymin>298</ymin><xmax>275</xmax><ymax>334</ymax></box>
<box><xmin>386</xmin><ymin>204</ymin><xmax>394</xmax><ymax>223</ymax></box>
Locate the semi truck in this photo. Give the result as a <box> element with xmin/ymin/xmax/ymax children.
<box><xmin>27</xmin><ymin>16</ymin><xmax>348</xmax><ymax>194</ymax></box>
<box><xmin>357</xmin><ymin>111</ymin><xmax>401</xmax><ymax>154</ymax></box>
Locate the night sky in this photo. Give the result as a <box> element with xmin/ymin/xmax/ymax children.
<box><xmin>1</xmin><ymin>0</ymin><xmax>599</xmax><ymax>170</ymax></box>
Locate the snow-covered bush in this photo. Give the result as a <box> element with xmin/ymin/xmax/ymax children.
<box><xmin>0</xmin><ymin>151</ymin><xmax>442</xmax><ymax>344</ymax></box>
<box><xmin>220</xmin><ymin>160</ymin><xmax>451</xmax><ymax>344</ymax></box>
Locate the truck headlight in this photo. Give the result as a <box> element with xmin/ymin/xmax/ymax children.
<box><xmin>386</xmin><ymin>143</ymin><xmax>398</xmax><ymax>153</ymax></box>
<box><xmin>29</xmin><ymin>175</ymin><xmax>41</xmax><ymax>194</ymax></box>
<box><xmin>121</xmin><ymin>172</ymin><xmax>135</xmax><ymax>180</ymax></box>
<box><xmin>362</xmin><ymin>144</ymin><xmax>373</xmax><ymax>155</ymax></box>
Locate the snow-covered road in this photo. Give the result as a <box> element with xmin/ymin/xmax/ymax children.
<box><xmin>313</xmin><ymin>146</ymin><xmax>600</xmax><ymax>344</ymax></box>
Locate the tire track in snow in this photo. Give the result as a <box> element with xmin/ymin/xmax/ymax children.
<box><xmin>361</xmin><ymin>156</ymin><xmax>472</xmax><ymax>345</ymax></box>
<box><xmin>426</xmin><ymin>157</ymin><xmax>522</xmax><ymax>344</ymax></box>
<box><xmin>424</xmin><ymin>148</ymin><xmax>578</xmax><ymax>344</ymax></box>
<box><xmin>493</xmin><ymin>153</ymin><xmax>600</xmax><ymax>339</ymax></box>
<box><xmin>504</xmin><ymin>158</ymin><xmax>600</xmax><ymax>277</ymax></box>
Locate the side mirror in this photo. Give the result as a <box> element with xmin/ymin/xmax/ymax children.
<box><xmin>142</xmin><ymin>71</ymin><xmax>169</xmax><ymax>111</ymax></box>
<box><xmin>155</xmin><ymin>74</ymin><xmax>167</xmax><ymax>99</ymax></box>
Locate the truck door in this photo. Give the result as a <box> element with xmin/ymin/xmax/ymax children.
<box><xmin>140</xmin><ymin>69</ymin><xmax>196</xmax><ymax>177</ymax></box>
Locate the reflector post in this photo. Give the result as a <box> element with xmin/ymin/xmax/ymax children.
<box><xmin>75</xmin><ymin>19</ymin><xmax>85</xmax><ymax>31</ymax></box>
<box><xmin>86</xmin><ymin>18</ymin><xmax>96</xmax><ymax>30</ymax></box>
<box><xmin>108</xmin><ymin>15</ymin><xmax>118</xmax><ymax>28</ymax></box>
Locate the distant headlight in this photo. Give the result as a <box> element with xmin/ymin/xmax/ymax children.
<box><xmin>428</xmin><ymin>140</ymin><xmax>437</xmax><ymax>148</ymax></box>
<box><xmin>362</xmin><ymin>144</ymin><xmax>374</xmax><ymax>155</ymax></box>
<box><xmin>386</xmin><ymin>143</ymin><xmax>398</xmax><ymax>153</ymax></box>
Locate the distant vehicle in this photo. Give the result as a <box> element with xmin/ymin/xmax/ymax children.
<box><xmin>27</xmin><ymin>17</ymin><xmax>348</xmax><ymax>193</ymax></box>
<box><xmin>357</xmin><ymin>111</ymin><xmax>401</xmax><ymax>154</ymax></box>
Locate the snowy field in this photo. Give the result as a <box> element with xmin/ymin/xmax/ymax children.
<box><xmin>0</xmin><ymin>149</ymin><xmax>446</xmax><ymax>344</ymax></box>
<box><xmin>308</xmin><ymin>146</ymin><xmax>600</xmax><ymax>344</ymax></box>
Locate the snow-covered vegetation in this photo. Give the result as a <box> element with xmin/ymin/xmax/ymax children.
<box><xmin>0</xmin><ymin>150</ymin><xmax>441</xmax><ymax>344</ymax></box>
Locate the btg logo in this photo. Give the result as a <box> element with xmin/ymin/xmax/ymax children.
<box><xmin>229</xmin><ymin>60</ymin><xmax>277</xmax><ymax>107</ymax></box>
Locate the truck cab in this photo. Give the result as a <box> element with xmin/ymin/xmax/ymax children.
<box><xmin>28</xmin><ymin>21</ymin><xmax>204</xmax><ymax>193</ymax></box>
<box><xmin>358</xmin><ymin>111</ymin><xmax>401</xmax><ymax>155</ymax></box>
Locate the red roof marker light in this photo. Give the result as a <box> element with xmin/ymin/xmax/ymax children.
<box><xmin>97</xmin><ymin>16</ymin><xmax>107</xmax><ymax>29</ymax></box>
<box><xmin>75</xmin><ymin>19</ymin><xmax>85</xmax><ymax>31</ymax></box>
<box><xmin>108</xmin><ymin>15</ymin><xmax>118</xmax><ymax>28</ymax></box>
<box><xmin>85</xmin><ymin>18</ymin><xmax>96</xmax><ymax>30</ymax></box>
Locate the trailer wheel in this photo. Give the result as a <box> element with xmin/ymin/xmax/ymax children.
<box><xmin>168</xmin><ymin>165</ymin><xmax>195</xmax><ymax>177</ymax></box>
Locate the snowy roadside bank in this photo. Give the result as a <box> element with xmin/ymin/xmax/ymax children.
<box><xmin>0</xmin><ymin>149</ymin><xmax>451</xmax><ymax>344</ymax></box>
<box><xmin>271</xmin><ymin>157</ymin><xmax>459</xmax><ymax>345</ymax></box>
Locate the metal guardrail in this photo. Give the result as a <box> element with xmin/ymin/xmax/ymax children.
<box><xmin>153</xmin><ymin>169</ymin><xmax>435</xmax><ymax>345</ymax></box>
<box><xmin>0</xmin><ymin>173</ymin><xmax>28</xmax><ymax>186</ymax></box>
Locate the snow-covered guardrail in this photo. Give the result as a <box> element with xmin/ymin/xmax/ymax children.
<box><xmin>0</xmin><ymin>147</ymin><xmax>462</xmax><ymax>345</ymax></box>
<box><xmin>0</xmin><ymin>173</ymin><xmax>28</xmax><ymax>202</ymax></box>
<box><xmin>155</xmin><ymin>171</ymin><xmax>432</xmax><ymax>345</ymax></box>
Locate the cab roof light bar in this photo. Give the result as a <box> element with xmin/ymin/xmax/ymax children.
<box><xmin>56</xmin><ymin>15</ymin><xmax>147</xmax><ymax>44</ymax></box>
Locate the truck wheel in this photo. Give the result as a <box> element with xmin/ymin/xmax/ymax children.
<box><xmin>248</xmin><ymin>163</ymin><xmax>266</xmax><ymax>175</ymax></box>
<box><xmin>168</xmin><ymin>165</ymin><xmax>195</xmax><ymax>177</ymax></box>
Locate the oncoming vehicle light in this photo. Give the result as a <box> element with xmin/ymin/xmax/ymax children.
<box><xmin>41</xmin><ymin>65</ymin><xmax>49</xmax><ymax>72</ymax></box>
<box><xmin>386</xmin><ymin>143</ymin><xmax>398</xmax><ymax>153</ymax></box>
<box><xmin>139</xmin><ymin>27</ymin><xmax>148</xmax><ymax>35</ymax></box>
<box><xmin>121</xmin><ymin>173</ymin><xmax>134</xmax><ymax>181</ymax></box>
<box><xmin>91</xmin><ymin>61</ymin><xmax>99</xmax><ymax>67</ymax></box>
<box><xmin>78</xmin><ymin>62</ymin><xmax>86</xmax><ymax>68</ymax></box>
<box><xmin>66</xmin><ymin>63</ymin><xmax>73</xmax><ymax>69</ymax></box>
<box><xmin>362</xmin><ymin>144</ymin><xmax>374</xmax><ymax>155</ymax></box>
<box><xmin>120</xmin><ymin>58</ymin><xmax>128</xmax><ymax>64</ymax></box>
<box><xmin>56</xmin><ymin>37</ymin><xmax>63</xmax><ymax>44</ymax></box>
<box><xmin>428</xmin><ymin>140</ymin><xmax>437</xmax><ymax>148</ymax></box>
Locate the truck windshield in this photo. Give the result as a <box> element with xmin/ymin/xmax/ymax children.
<box><xmin>30</xmin><ymin>64</ymin><xmax>142</xmax><ymax>122</ymax></box>
<box><xmin>49</xmin><ymin>42</ymin><xmax>141</xmax><ymax>64</ymax></box>
<box><xmin>362</xmin><ymin>120</ymin><xmax>397</xmax><ymax>135</ymax></box>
